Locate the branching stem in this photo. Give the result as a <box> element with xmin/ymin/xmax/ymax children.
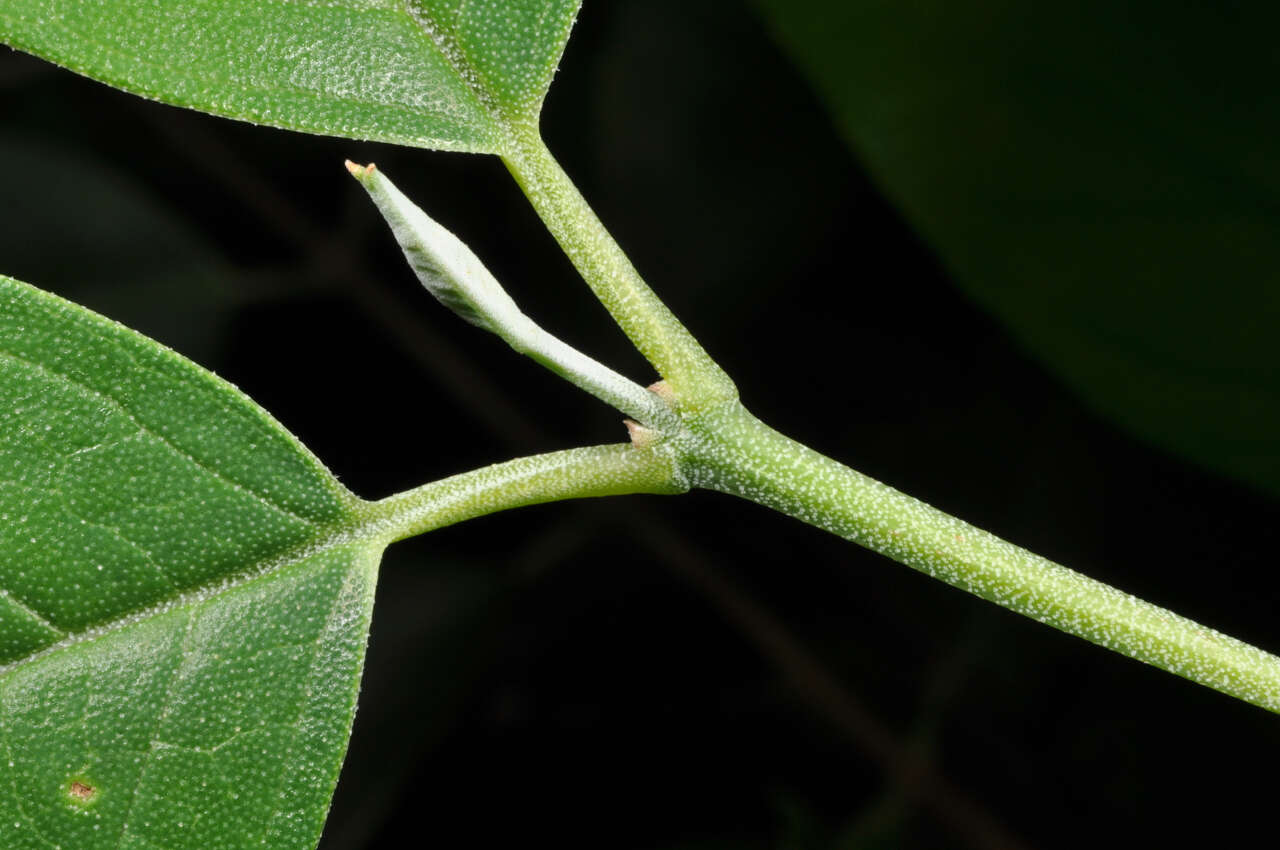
<box><xmin>502</xmin><ymin>127</ymin><xmax>737</xmax><ymax>410</ymax></box>
<box><xmin>373</xmin><ymin>126</ymin><xmax>1280</xmax><ymax>715</ymax></box>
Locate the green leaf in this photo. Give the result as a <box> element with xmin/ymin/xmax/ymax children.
<box><xmin>2</xmin><ymin>0</ymin><xmax>736</xmax><ymax>411</ymax></box>
<box><xmin>752</xmin><ymin>0</ymin><xmax>1280</xmax><ymax>496</ymax></box>
<box><xmin>0</xmin><ymin>0</ymin><xmax>581</xmax><ymax>153</ymax></box>
<box><xmin>0</xmin><ymin>274</ymin><xmax>380</xmax><ymax>849</ymax></box>
<box><xmin>0</xmin><ymin>271</ymin><xmax>688</xmax><ymax>848</ymax></box>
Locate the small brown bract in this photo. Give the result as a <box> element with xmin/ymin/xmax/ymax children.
<box><xmin>624</xmin><ymin>419</ymin><xmax>660</xmax><ymax>449</ymax></box>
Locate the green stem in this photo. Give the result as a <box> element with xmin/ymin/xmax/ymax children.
<box><xmin>496</xmin><ymin>126</ymin><xmax>1279</xmax><ymax>715</ymax></box>
<box><xmin>502</xmin><ymin>127</ymin><xmax>737</xmax><ymax>410</ymax></box>
<box><xmin>680</xmin><ymin>403</ymin><xmax>1280</xmax><ymax>713</ymax></box>
<box><xmin>362</xmin><ymin>442</ymin><xmax>687</xmax><ymax>544</ymax></box>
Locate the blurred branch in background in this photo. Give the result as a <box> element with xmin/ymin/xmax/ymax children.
<box><xmin>627</xmin><ymin>513</ymin><xmax>1030</xmax><ymax>850</ymax></box>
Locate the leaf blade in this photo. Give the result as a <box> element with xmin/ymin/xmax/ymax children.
<box><xmin>0</xmin><ymin>0</ymin><xmax>580</xmax><ymax>152</ymax></box>
<box><xmin>0</xmin><ymin>275</ymin><xmax>358</xmax><ymax>654</ymax></box>
<box><xmin>752</xmin><ymin>0</ymin><xmax>1280</xmax><ymax>496</ymax></box>
<box><xmin>0</xmin><ymin>541</ymin><xmax>381</xmax><ymax>850</ymax></box>
<box><xmin>0</xmin><ymin>274</ymin><xmax>381</xmax><ymax>848</ymax></box>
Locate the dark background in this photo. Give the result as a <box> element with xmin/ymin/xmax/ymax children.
<box><xmin>3</xmin><ymin>1</ymin><xmax>1278</xmax><ymax>847</ymax></box>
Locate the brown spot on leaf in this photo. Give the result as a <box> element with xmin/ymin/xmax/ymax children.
<box><xmin>69</xmin><ymin>780</ymin><xmax>96</xmax><ymax>801</ymax></box>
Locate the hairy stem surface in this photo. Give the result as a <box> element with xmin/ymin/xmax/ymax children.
<box><xmin>680</xmin><ymin>404</ymin><xmax>1280</xmax><ymax>713</ymax></box>
<box><xmin>503</xmin><ymin>127</ymin><xmax>736</xmax><ymax>409</ymax></box>
<box><xmin>366</xmin><ymin>442</ymin><xmax>687</xmax><ymax>544</ymax></box>
<box><xmin>496</xmin><ymin>129</ymin><xmax>1279</xmax><ymax>715</ymax></box>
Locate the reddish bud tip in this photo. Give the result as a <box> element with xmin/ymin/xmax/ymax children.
<box><xmin>344</xmin><ymin>160</ymin><xmax>377</xmax><ymax>177</ymax></box>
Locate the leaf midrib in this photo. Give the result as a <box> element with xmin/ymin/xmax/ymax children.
<box><xmin>0</xmin><ymin>505</ymin><xmax>389</xmax><ymax>681</ymax></box>
<box><xmin>0</xmin><ymin>311</ymin><xmax>383</xmax><ymax>681</ymax></box>
<box><xmin>0</xmin><ymin>348</ymin><xmax>329</xmax><ymax>528</ymax></box>
<box><xmin>0</xmin><ymin>587</ymin><xmax>60</xmax><ymax>638</ymax></box>
<box><xmin>397</xmin><ymin>0</ymin><xmax>544</xmax><ymax>150</ymax></box>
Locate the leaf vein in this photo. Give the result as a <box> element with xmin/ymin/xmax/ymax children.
<box><xmin>397</xmin><ymin>0</ymin><xmax>522</xmax><ymax>147</ymax></box>
<box><xmin>255</xmin><ymin>565</ymin><xmax>350</xmax><ymax>845</ymax></box>
<box><xmin>113</xmin><ymin>609</ymin><xmax>198</xmax><ymax>850</ymax></box>
<box><xmin>0</xmin><ymin>349</ymin><xmax>318</xmax><ymax>529</ymax></box>
<box><xmin>0</xmin><ymin>588</ymin><xmax>64</xmax><ymax>639</ymax></box>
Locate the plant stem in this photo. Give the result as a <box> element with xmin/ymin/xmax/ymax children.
<box><xmin>502</xmin><ymin>127</ymin><xmax>737</xmax><ymax>410</ymax></box>
<box><xmin>498</xmin><ymin>128</ymin><xmax>1280</xmax><ymax>714</ymax></box>
<box><xmin>680</xmin><ymin>403</ymin><xmax>1280</xmax><ymax>713</ymax></box>
<box><xmin>363</xmin><ymin>442</ymin><xmax>687</xmax><ymax>544</ymax></box>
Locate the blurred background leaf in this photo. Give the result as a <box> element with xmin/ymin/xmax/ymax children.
<box><xmin>751</xmin><ymin>0</ymin><xmax>1280</xmax><ymax>497</ymax></box>
<box><xmin>0</xmin><ymin>134</ymin><xmax>262</xmax><ymax>362</ymax></box>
